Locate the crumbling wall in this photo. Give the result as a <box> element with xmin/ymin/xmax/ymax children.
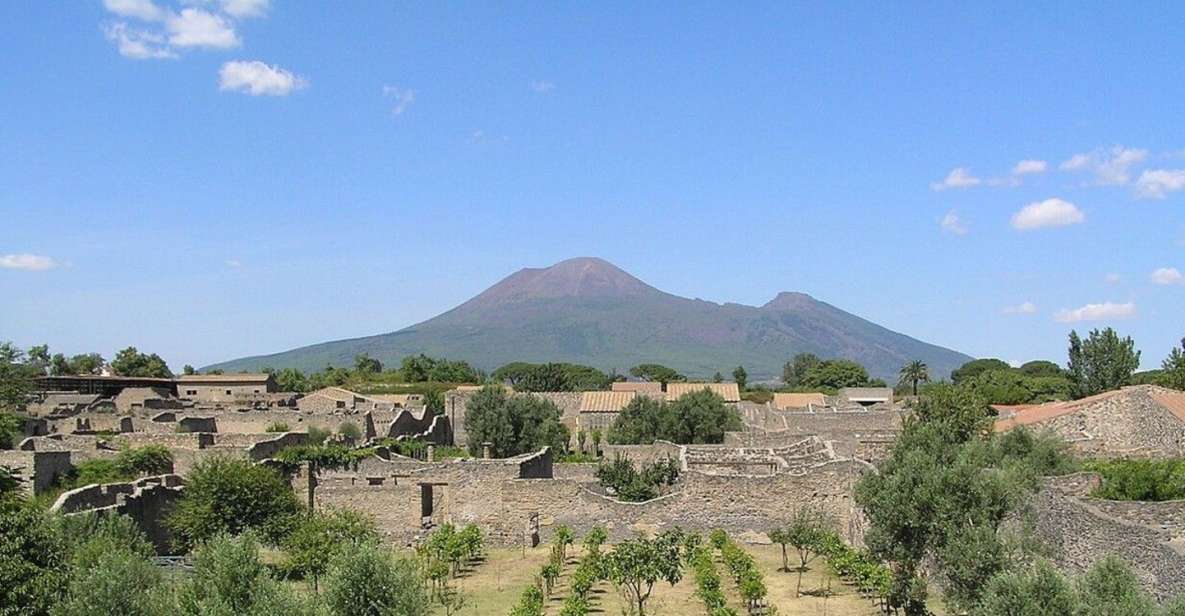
<box><xmin>0</xmin><ymin>450</ymin><xmax>73</xmax><ymax>495</ymax></box>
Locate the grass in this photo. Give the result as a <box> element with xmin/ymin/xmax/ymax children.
<box><xmin>428</xmin><ymin>542</ymin><xmax>890</xmax><ymax>616</ymax></box>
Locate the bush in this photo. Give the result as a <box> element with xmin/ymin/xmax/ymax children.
<box><xmin>308</xmin><ymin>426</ymin><xmax>330</xmax><ymax>446</ymax></box>
<box><xmin>168</xmin><ymin>533</ymin><xmax>320</xmax><ymax>616</ymax></box>
<box><xmin>595</xmin><ymin>455</ymin><xmax>680</xmax><ymax>502</ymax></box>
<box><xmin>0</xmin><ymin>497</ymin><xmax>65</xmax><ymax>615</ymax></box>
<box><xmin>323</xmin><ymin>542</ymin><xmax>430</xmax><ymax>616</ymax></box>
<box><xmin>53</xmin><ymin>544</ymin><xmax>162</xmax><ymax>616</ymax></box>
<box><xmin>283</xmin><ymin>507</ymin><xmax>379</xmax><ymax>584</ymax></box>
<box><xmin>265</xmin><ymin>422</ymin><xmax>290</xmax><ymax>433</ymax></box>
<box><xmin>338</xmin><ymin>422</ymin><xmax>362</xmax><ymax>440</ymax></box>
<box><xmin>607</xmin><ymin>390</ymin><xmax>741</xmax><ymax>445</ymax></box>
<box><xmin>463</xmin><ymin>386</ymin><xmax>570</xmax><ymax>458</ymax></box>
<box><xmin>167</xmin><ymin>457</ymin><xmax>301</xmax><ymax>550</ymax></box>
<box><xmin>508</xmin><ymin>584</ymin><xmax>544</xmax><ymax>616</ymax></box>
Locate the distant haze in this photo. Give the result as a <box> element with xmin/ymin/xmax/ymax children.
<box><xmin>205</xmin><ymin>257</ymin><xmax>972</xmax><ymax>380</ymax></box>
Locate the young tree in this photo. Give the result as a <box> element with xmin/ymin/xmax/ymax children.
<box><xmin>898</xmin><ymin>360</ymin><xmax>930</xmax><ymax>396</ymax></box>
<box><xmin>54</xmin><ymin>544</ymin><xmax>162</xmax><ymax>616</ymax></box>
<box><xmin>1067</xmin><ymin>328</ymin><xmax>1141</xmax><ymax>398</ymax></box>
<box><xmin>603</xmin><ymin>533</ymin><xmax>684</xmax><ymax>616</ymax></box>
<box><xmin>1075</xmin><ymin>555</ymin><xmax>1156</xmax><ymax>616</ymax></box>
<box><xmin>783</xmin><ymin>352</ymin><xmax>822</xmax><ymax>387</ymax></box>
<box><xmin>554</xmin><ymin>525</ymin><xmax>574</xmax><ymax>563</ymax></box>
<box><xmin>323</xmin><ymin>542</ymin><xmax>431</xmax><ymax>616</ymax></box>
<box><xmin>353</xmin><ymin>353</ymin><xmax>383</xmax><ymax>376</ymax></box>
<box><xmin>802</xmin><ymin>359</ymin><xmax>870</xmax><ymax>390</ymax></box>
<box><xmin>770</xmin><ymin>507</ymin><xmax>827</xmax><ymax>596</ymax></box>
<box><xmin>167</xmin><ymin>457</ymin><xmax>301</xmax><ymax>550</ymax></box>
<box><xmin>170</xmin><ymin>533</ymin><xmax>319</xmax><ymax>616</ymax></box>
<box><xmin>731</xmin><ymin>366</ymin><xmax>747</xmax><ymax>390</ymax></box>
<box><xmin>978</xmin><ymin>559</ymin><xmax>1077</xmax><ymax>616</ymax></box>
<box><xmin>712</xmin><ymin>371</ymin><xmax>723</xmax><ymax>383</ymax></box>
<box><xmin>0</xmin><ymin>342</ymin><xmax>32</xmax><ymax>412</ymax></box>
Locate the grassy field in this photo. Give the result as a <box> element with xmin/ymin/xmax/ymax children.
<box><xmin>433</xmin><ymin>543</ymin><xmax>887</xmax><ymax>616</ymax></box>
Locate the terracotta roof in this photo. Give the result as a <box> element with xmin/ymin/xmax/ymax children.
<box><xmin>666</xmin><ymin>382</ymin><xmax>741</xmax><ymax>403</ymax></box>
<box><xmin>611</xmin><ymin>381</ymin><xmax>663</xmax><ymax>393</ymax></box>
<box><xmin>177</xmin><ymin>374</ymin><xmax>273</xmax><ymax>383</ymax></box>
<box><xmin>772</xmin><ymin>392</ymin><xmax>826</xmax><ymax>410</ymax></box>
<box><xmin>580</xmin><ymin>391</ymin><xmax>636</xmax><ymax>412</ymax></box>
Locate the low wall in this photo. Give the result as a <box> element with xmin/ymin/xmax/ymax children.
<box><xmin>0</xmin><ymin>450</ymin><xmax>73</xmax><ymax>495</ymax></box>
<box><xmin>51</xmin><ymin>475</ymin><xmax>185</xmax><ymax>555</ymax></box>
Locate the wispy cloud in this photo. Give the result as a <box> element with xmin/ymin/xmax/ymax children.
<box><xmin>1105</xmin><ymin>273</ymin><xmax>1122</xmax><ymax>285</ymax></box>
<box><xmin>939</xmin><ymin>210</ymin><xmax>968</xmax><ymax>235</ymax></box>
<box><xmin>1059</xmin><ymin>145</ymin><xmax>1148</xmax><ymax>186</ymax></box>
<box><xmin>1003</xmin><ymin>301</ymin><xmax>1037</xmax><ymax>315</ymax></box>
<box><xmin>167</xmin><ymin>8</ymin><xmax>239</xmax><ymax>48</ymax></box>
<box><xmin>1150</xmin><ymin>267</ymin><xmax>1184</xmax><ymax>286</ymax></box>
<box><xmin>1011</xmin><ymin>198</ymin><xmax>1084</xmax><ymax>231</ymax></box>
<box><xmin>218</xmin><ymin>0</ymin><xmax>269</xmax><ymax>19</ymax></box>
<box><xmin>104</xmin><ymin>22</ymin><xmax>176</xmax><ymax>59</ymax></box>
<box><xmin>0</xmin><ymin>253</ymin><xmax>59</xmax><ymax>271</ymax></box>
<box><xmin>930</xmin><ymin>167</ymin><xmax>980</xmax><ymax>191</ymax></box>
<box><xmin>104</xmin><ymin>0</ymin><xmax>166</xmax><ymax>21</ymax></box>
<box><xmin>101</xmin><ymin>0</ymin><xmax>266</xmax><ymax>62</ymax></box>
<box><xmin>219</xmin><ymin>60</ymin><xmax>307</xmax><ymax>96</ymax></box>
<box><xmin>530</xmin><ymin>81</ymin><xmax>555</xmax><ymax>93</ymax></box>
<box><xmin>1054</xmin><ymin>301</ymin><xmax>1136</xmax><ymax>323</ymax></box>
<box><xmin>1134</xmin><ymin>169</ymin><xmax>1185</xmax><ymax>200</ymax></box>
<box><xmin>382</xmin><ymin>86</ymin><xmax>416</xmax><ymax>116</ymax></box>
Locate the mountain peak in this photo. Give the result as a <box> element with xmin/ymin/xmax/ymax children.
<box><xmin>469</xmin><ymin>257</ymin><xmax>660</xmax><ymax>305</ymax></box>
<box><xmin>762</xmin><ymin>291</ymin><xmax>818</xmax><ymax>311</ymax></box>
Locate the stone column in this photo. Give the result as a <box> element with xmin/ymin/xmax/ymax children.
<box><xmin>482</xmin><ymin>442</ymin><xmax>492</xmax><ymax>459</ymax></box>
<box><xmin>427</xmin><ymin>444</ymin><xmax>435</xmax><ymax>463</ymax></box>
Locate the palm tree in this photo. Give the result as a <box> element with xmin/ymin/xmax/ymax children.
<box><xmin>898</xmin><ymin>360</ymin><xmax>930</xmax><ymax>396</ymax></box>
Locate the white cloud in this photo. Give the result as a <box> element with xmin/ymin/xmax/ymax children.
<box><xmin>103</xmin><ymin>22</ymin><xmax>177</xmax><ymax>59</ymax></box>
<box><xmin>1011</xmin><ymin>198</ymin><xmax>1085</xmax><ymax>231</ymax></box>
<box><xmin>104</xmin><ymin>0</ymin><xmax>166</xmax><ymax>21</ymax></box>
<box><xmin>930</xmin><ymin>167</ymin><xmax>981</xmax><ymax>191</ymax></box>
<box><xmin>382</xmin><ymin>86</ymin><xmax>416</xmax><ymax>115</ymax></box>
<box><xmin>530</xmin><ymin>81</ymin><xmax>555</xmax><ymax>93</ymax></box>
<box><xmin>1134</xmin><ymin>169</ymin><xmax>1185</xmax><ymax>199</ymax></box>
<box><xmin>1012</xmin><ymin>159</ymin><xmax>1047</xmax><ymax>175</ymax></box>
<box><xmin>940</xmin><ymin>210</ymin><xmax>968</xmax><ymax>235</ymax></box>
<box><xmin>1003</xmin><ymin>301</ymin><xmax>1037</xmax><ymax>315</ymax></box>
<box><xmin>219</xmin><ymin>0</ymin><xmax>269</xmax><ymax>18</ymax></box>
<box><xmin>167</xmin><ymin>8</ymin><xmax>239</xmax><ymax>49</ymax></box>
<box><xmin>1105</xmin><ymin>273</ymin><xmax>1122</xmax><ymax>285</ymax></box>
<box><xmin>219</xmin><ymin>60</ymin><xmax>306</xmax><ymax>95</ymax></box>
<box><xmin>1059</xmin><ymin>145</ymin><xmax>1148</xmax><ymax>185</ymax></box>
<box><xmin>1054</xmin><ymin>301</ymin><xmax>1136</xmax><ymax>323</ymax></box>
<box><xmin>1150</xmin><ymin>267</ymin><xmax>1184</xmax><ymax>286</ymax></box>
<box><xmin>0</xmin><ymin>254</ymin><xmax>59</xmax><ymax>271</ymax></box>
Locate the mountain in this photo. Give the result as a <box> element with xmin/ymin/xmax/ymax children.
<box><xmin>205</xmin><ymin>257</ymin><xmax>971</xmax><ymax>381</ymax></box>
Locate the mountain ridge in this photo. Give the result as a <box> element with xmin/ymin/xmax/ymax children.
<box><xmin>205</xmin><ymin>257</ymin><xmax>972</xmax><ymax>380</ymax></box>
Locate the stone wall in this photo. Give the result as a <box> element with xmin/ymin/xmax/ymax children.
<box><xmin>1013</xmin><ymin>386</ymin><xmax>1185</xmax><ymax>459</ymax></box>
<box><xmin>51</xmin><ymin>474</ymin><xmax>185</xmax><ymax>554</ymax></box>
<box><xmin>0</xmin><ymin>450</ymin><xmax>73</xmax><ymax>495</ymax></box>
<box><xmin>1030</xmin><ymin>473</ymin><xmax>1185</xmax><ymax>600</ymax></box>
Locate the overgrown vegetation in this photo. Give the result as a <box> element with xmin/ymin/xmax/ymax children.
<box><xmin>607</xmin><ymin>389</ymin><xmax>741</xmax><ymax>445</ymax></box>
<box><xmin>491</xmin><ymin>362</ymin><xmax>611</xmax><ymax>392</ymax></box>
<box><xmin>166</xmin><ymin>456</ymin><xmax>301</xmax><ymax>551</ymax></box>
<box><xmin>1086</xmin><ymin>458</ymin><xmax>1185</xmax><ymax>501</ymax></box>
<box><xmin>594</xmin><ymin>455</ymin><xmax>680</xmax><ymax>502</ymax></box>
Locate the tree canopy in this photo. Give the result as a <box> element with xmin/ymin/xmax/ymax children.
<box><xmin>110</xmin><ymin>347</ymin><xmax>173</xmax><ymax>378</ymax></box>
<box><xmin>628</xmin><ymin>364</ymin><xmax>685</xmax><ymax>385</ymax></box>
<box><xmin>1067</xmin><ymin>328</ymin><xmax>1141</xmax><ymax>398</ymax></box>
<box><xmin>167</xmin><ymin>457</ymin><xmax>300</xmax><ymax>550</ymax></box>
<box><xmin>462</xmin><ymin>386</ymin><xmax>570</xmax><ymax>457</ymax></box>
<box><xmin>491</xmin><ymin>362</ymin><xmax>609</xmax><ymax>392</ymax></box>
<box><xmin>607</xmin><ymin>389</ymin><xmax>741</xmax><ymax>445</ymax></box>
<box><xmin>800</xmin><ymin>359</ymin><xmax>871</xmax><ymax>390</ymax></box>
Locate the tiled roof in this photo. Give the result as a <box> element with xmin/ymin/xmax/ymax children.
<box><xmin>772</xmin><ymin>392</ymin><xmax>826</xmax><ymax>410</ymax></box>
<box><xmin>666</xmin><ymin>382</ymin><xmax>741</xmax><ymax>403</ymax></box>
<box><xmin>580</xmin><ymin>391</ymin><xmax>636</xmax><ymax>412</ymax></box>
<box><xmin>993</xmin><ymin>388</ymin><xmax>1127</xmax><ymax>431</ymax></box>
<box><xmin>611</xmin><ymin>381</ymin><xmax>663</xmax><ymax>393</ymax></box>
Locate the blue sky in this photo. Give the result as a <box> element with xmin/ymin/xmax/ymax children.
<box><xmin>2</xmin><ymin>1</ymin><xmax>1183</xmax><ymax>372</ymax></box>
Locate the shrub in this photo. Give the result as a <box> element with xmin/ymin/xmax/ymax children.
<box><xmin>265</xmin><ymin>422</ymin><xmax>290</xmax><ymax>433</ymax></box>
<box><xmin>0</xmin><ymin>497</ymin><xmax>65</xmax><ymax>614</ymax></box>
<box><xmin>508</xmin><ymin>584</ymin><xmax>544</xmax><ymax>616</ymax></box>
<box><xmin>53</xmin><ymin>544</ymin><xmax>162</xmax><ymax>616</ymax></box>
<box><xmin>595</xmin><ymin>455</ymin><xmax>679</xmax><ymax>502</ymax></box>
<box><xmin>282</xmin><ymin>507</ymin><xmax>379</xmax><ymax>585</ymax></box>
<box><xmin>608</xmin><ymin>390</ymin><xmax>741</xmax><ymax>445</ymax></box>
<box><xmin>463</xmin><ymin>386</ymin><xmax>569</xmax><ymax>458</ymax></box>
<box><xmin>168</xmin><ymin>533</ymin><xmax>320</xmax><ymax>616</ymax></box>
<box><xmin>308</xmin><ymin>426</ymin><xmax>330</xmax><ymax>446</ymax></box>
<box><xmin>114</xmin><ymin>444</ymin><xmax>173</xmax><ymax>477</ymax></box>
<box><xmin>1086</xmin><ymin>458</ymin><xmax>1185</xmax><ymax>501</ymax></box>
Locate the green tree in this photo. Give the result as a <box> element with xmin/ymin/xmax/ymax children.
<box><xmin>783</xmin><ymin>353</ymin><xmax>822</xmax><ymax>387</ymax></box>
<box><xmin>731</xmin><ymin>366</ymin><xmax>747</xmax><ymax>390</ymax></box>
<box><xmin>1067</xmin><ymin>328</ymin><xmax>1141</xmax><ymax>398</ymax></box>
<box><xmin>354</xmin><ymin>354</ymin><xmax>383</xmax><ymax>376</ymax></box>
<box><xmin>463</xmin><ymin>386</ymin><xmax>570</xmax><ymax>457</ymax></box>
<box><xmin>0</xmin><ymin>497</ymin><xmax>65</xmax><ymax>615</ymax></box>
<box><xmin>0</xmin><ymin>342</ymin><xmax>32</xmax><ymax>412</ymax></box>
<box><xmin>110</xmin><ymin>347</ymin><xmax>173</xmax><ymax>378</ymax></box>
<box><xmin>629</xmin><ymin>364</ymin><xmax>685</xmax><ymax>385</ymax></box>
<box><xmin>423</xmin><ymin>389</ymin><xmax>445</xmax><ymax>416</ymax></box>
<box><xmin>67</xmin><ymin>354</ymin><xmax>104</xmax><ymax>376</ymax></box>
<box><xmin>801</xmin><ymin>359</ymin><xmax>870</xmax><ymax>390</ymax></box>
<box><xmin>53</xmin><ymin>541</ymin><xmax>162</xmax><ymax>616</ymax></box>
<box><xmin>1019</xmin><ymin>360</ymin><xmax>1063</xmax><ymax>378</ymax></box>
<box><xmin>603</xmin><ymin>533</ymin><xmax>684</xmax><ymax>616</ymax></box>
<box><xmin>770</xmin><ymin>506</ymin><xmax>827</xmax><ymax>596</ymax></box>
<box><xmin>283</xmin><ymin>507</ymin><xmax>379</xmax><ymax>590</ymax></box>
<box><xmin>49</xmin><ymin>354</ymin><xmax>70</xmax><ymax>377</ymax></box>
<box><xmin>181</xmin><ymin>364</ymin><xmax>196</xmax><ymax>376</ymax></box>
<box><xmin>323</xmin><ymin>542</ymin><xmax>430</xmax><ymax>616</ymax></box>
<box><xmin>170</xmin><ymin>533</ymin><xmax>319</xmax><ymax>616</ymax></box>
<box><xmin>950</xmin><ymin>358</ymin><xmax>1012</xmax><ymax>383</ymax></box>
<box><xmin>1161</xmin><ymin>337</ymin><xmax>1185</xmax><ymax>390</ymax></box>
<box><xmin>0</xmin><ymin>412</ymin><xmax>23</xmax><ymax>450</ymax></box>
<box><xmin>275</xmin><ymin>368</ymin><xmax>309</xmax><ymax>393</ymax></box>
<box><xmin>607</xmin><ymin>390</ymin><xmax>741</xmax><ymax>445</ymax></box>
<box><xmin>897</xmin><ymin>360</ymin><xmax>930</xmax><ymax>396</ymax></box>
<box><xmin>25</xmin><ymin>345</ymin><xmax>49</xmax><ymax>376</ymax></box>
<box><xmin>167</xmin><ymin>457</ymin><xmax>300</xmax><ymax>551</ymax></box>
<box><xmin>1075</xmin><ymin>555</ymin><xmax>1156</xmax><ymax>616</ymax></box>
<box><xmin>978</xmin><ymin>559</ymin><xmax>1077</xmax><ymax>616</ymax></box>
<box><xmin>712</xmin><ymin>372</ymin><xmax>723</xmax><ymax>383</ymax></box>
